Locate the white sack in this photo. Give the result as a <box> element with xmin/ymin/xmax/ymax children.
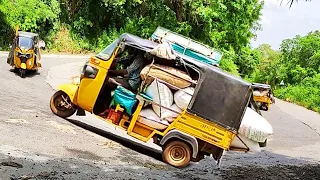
<box><xmin>145</xmin><ymin>81</ymin><xmax>173</xmax><ymax>118</ymax></box>
<box><xmin>149</xmin><ymin>42</ymin><xmax>176</xmax><ymax>60</ymax></box>
<box><xmin>174</xmin><ymin>87</ymin><xmax>195</xmax><ymax>110</ymax></box>
<box><xmin>138</xmin><ymin>108</ymin><xmax>169</xmax><ymax>130</ymax></box>
<box><xmin>253</xmin><ymin>91</ymin><xmax>261</xmax><ymax>96</ymax></box>
<box><xmin>230</xmin><ymin>134</ymin><xmax>261</xmax><ymax>152</ymax></box>
<box><xmin>162</xmin><ymin>104</ymin><xmax>182</xmax><ymax>123</ymax></box>
<box><xmin>239</xmin><ymin>107</ymin><xmax>273</xmax><ymax>142</ymax></box>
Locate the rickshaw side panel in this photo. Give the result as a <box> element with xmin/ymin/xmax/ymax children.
<box><xmin>253</xmin><ymin>96</ymin><xmax>271</xmax><ymax>104</ymax></box>
<box><xmin>173</xmin><ymin>112</ymin><xmax>236</xmax><ymax>150</ymax></box>
<box><xmin>188</xmin><ymin>66</ymin><xmax>252</xmax><ymax>133</ymax></box>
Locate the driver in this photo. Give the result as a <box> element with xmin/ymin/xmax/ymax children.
<box><xmin>106</xmin><ymin>46</ymin><xmax>145</xmax><ymax>91</ymax></box>
<box><xmin>99</xmin><ymin>47</ymin><xmax>146</xmax><ymax>117</ymax></box>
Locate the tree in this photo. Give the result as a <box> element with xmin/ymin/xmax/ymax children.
<box><xmin>284</xmin><ymin>0</ymin><xmax>311</xmax><ymax>7</ymax></box>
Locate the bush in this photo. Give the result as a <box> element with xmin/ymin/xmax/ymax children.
<box><xmin>275</xmin><ymin>74</ymin><xmax>320</xmax><ymax>113</ymax></box>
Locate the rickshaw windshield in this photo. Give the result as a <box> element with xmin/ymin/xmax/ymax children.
<box><xmin>96</xmin><ymin>38</ymin><xmax>120</xmax><ymax>60</ymax></box>
<box><xmin>18</xmin><ymin>36</ymin><xmax>33</xmax><ymax>49</ymax></box>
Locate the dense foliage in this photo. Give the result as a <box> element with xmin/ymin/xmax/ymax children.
<box><xmin>252</xmin><ymin>32</ymin><xmax>320</xmax><ymax>113</ymax></box>
<box><xmin>0</xmin><ymin>0</ymin><xmax>263</xmax><ymax>72</ymax></box>
<box><xmin>1</xmin><ymin>0</ymin><xmax>317</xmax><ymax>112</ymax></box>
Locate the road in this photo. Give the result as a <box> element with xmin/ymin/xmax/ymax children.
<box><xmin>0</xmin><ymin>53</ymin><xmax>320</xmax><ymax>179</ymax></box>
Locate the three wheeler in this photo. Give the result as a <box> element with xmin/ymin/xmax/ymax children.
<box><xmin>7</xmin><ymin>26</ymin><xmax>45</xmax><ymax>78</ymax></box>
<box><xmin>50</xmin><ymin>33</ymin><xmax>253</xmax><ymax>168</ymax></box>
<box><xmin>252</xmin><ymin>83</ymin><xmax>275</xmax><ymax>111</ymax></box>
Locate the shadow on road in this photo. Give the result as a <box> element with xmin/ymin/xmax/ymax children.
<box><xmin>9</xmin><ymin>69</ymin><xmax>40</xmax><ymax>78</ymax></box>
<box><xmin>66</xmin><ymin>118</ymin><xmax>163</xmax><ymax>162</ymax></box>
<box><xmin>0</xmin><ymin>149</ymin><xmax>319</xmax><ymax>180</ymax></box>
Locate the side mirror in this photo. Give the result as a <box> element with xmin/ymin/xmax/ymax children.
<box><xmin>38</xmin><ymin>40</ymin><xmax>46</xmax><ymax>49</ymax></box>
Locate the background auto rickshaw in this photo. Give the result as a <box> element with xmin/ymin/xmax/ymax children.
<box><xmin>50</xmin><ymin>34</ymin><xmax>254</xmax><ymax>168</ymax></box>
<box><xmin>252</xmin><ymin>83</ymin><xmax>275</xmax><ymax>111</ymax></box>
<box><xmin>7</xmin><ymin>26</ymin><xmax>45</xmax><ymax>78</ymax></box>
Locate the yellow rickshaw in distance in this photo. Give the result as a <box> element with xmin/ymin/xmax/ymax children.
<box><xmin>7</xmin><ymin>26</ymin><xmax>45</xmax><ymax>78</ymax></box>
<box><xmin>252</xmin><ymin>83</ymin><xmax>275</xmax><ymax>111</ymax></box>
<box><xmin>50</xmin><ymin>34</ymin><xmax>253</xmax><ymax>168</ymax></box>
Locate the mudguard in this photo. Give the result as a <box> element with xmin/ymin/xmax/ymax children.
<box><xmin>160</xmin><ymin>129</ymin><xmax>198</xmax><ymax>158</ymax></box>
<box><xmin>57</xmin><ymin>84</ymin><xmax>79</xmax><ymax>104</ymax></box>
<box><xmin>21</xmin><ymin>63</ymin><xmax>26</xmax><ymax>69</ymax></box>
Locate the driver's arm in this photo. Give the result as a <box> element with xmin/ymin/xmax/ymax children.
<box><xmin>107</xmin><ymin>69</ymin><xmax>128</xmax><ymax>77</ymax></box>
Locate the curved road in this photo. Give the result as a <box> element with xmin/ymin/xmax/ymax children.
<box><xmin>0</xmin><ymin>53</ymin><xmax>319</xmax><ymax>179</ymax></box>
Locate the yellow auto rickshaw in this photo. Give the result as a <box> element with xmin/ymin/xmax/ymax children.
<box><xmin>7</xmin><ymin>26</ymin><xmax>45</xmax><ymax>78</ymax></box>
<box><xmin>50</xmin><ymin>33</ymin><xmax>255</xmax><ymax>168</ymax></box>
<box><xmin>252</xmin><ymin>83</ymin><xmax>275</xmax><ymax>111</ymax></box>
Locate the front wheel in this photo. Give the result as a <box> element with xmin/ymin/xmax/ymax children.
<box><xmin>50</xmin><ymin>90</ymin><xmax>76</xmax><ymax>118</ymax></box>
<box><xmin>20</xmin><ymin>69</ymin><xmax>26</xmax><ymax>78</ymax></box>
<box><xmin>162</xmin><ymin>140</ymin><xmax>191</xmax><ymax>168</ymax></box>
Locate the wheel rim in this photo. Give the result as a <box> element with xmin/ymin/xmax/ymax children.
<box><xmin>54</xmin><ymin>94</ymin><xmax>73</xmax><ymax>111</ymax></box>
<box><xmin>168</xmin><ymin>146</ymin><xmax>187</xmax><ymax>164</ymax></box>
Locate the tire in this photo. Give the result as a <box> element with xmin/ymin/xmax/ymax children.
<box><xmin>50</xmin><ymin>91</ymin><xmax>76</xmax><ymax>118</ymax></box>
<box><xmin>20</xmin><ymin>69</ymin><xmax>26</xmax><ymax>78</ymax></box>
<box><xmin>162</xmin><ymin>140</ymin><xmax>191</xmax><ymax>168</ymax></box>
<box><xmin>259</xmin><ymin>139</ymin><xmax>267</xmax><ymax>147</ymax></box>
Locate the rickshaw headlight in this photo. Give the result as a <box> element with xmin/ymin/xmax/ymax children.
<box><xmin>16</xmin><ymin>52</ymin><xmax>22</xmax><ymax>57</ymax></box>
<box><xmin>25</xmin><ymin>54</ymin><xmax>33</xmax><ymax>59</ymax></box>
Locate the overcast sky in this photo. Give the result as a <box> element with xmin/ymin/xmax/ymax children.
<box><xmin>250</xmin><ymin>0</ymin><xmax>320</xmax><ymax>50</ymax></box>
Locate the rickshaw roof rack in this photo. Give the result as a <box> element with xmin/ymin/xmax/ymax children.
<box><xmin>252</xmin><ymin>83</ymin><xmax>271</xmax><ymax>89</ymax></box>
<box><xmin>151</xmin><ymin>27</ymin><xmax>223</xmax><ymax>65</ymax></box>
<box><xmin>18</xmin><ymin>31</ymin><xmax>39</xmax><ymax>38</ymax></box>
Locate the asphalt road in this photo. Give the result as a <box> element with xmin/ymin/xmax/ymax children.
<box><xmin>0</xmin><ymin>53</ymin><xmax>320</xmax><ymax>180</ymax></box>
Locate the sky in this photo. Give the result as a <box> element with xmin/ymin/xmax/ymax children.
<box><xmin>250</xmin><ymin>0</ymin><xmax>320</xmax><ymax>50</ymax></box>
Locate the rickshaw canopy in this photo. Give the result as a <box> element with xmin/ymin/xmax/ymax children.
<box><xmin>252</xmin><ymin>83</ymin><xmax>271</xmax><ymax>89</ymax></box>
<box><xmin>120</xmin><ymin>33</ymin><xmax>158</xmax><ymax>52</ymax></box>
<box><xmin>17</xmin><ymin>31</ymin><xmax>38</xmax><ymax>39</ymax></box>
<box><xmin>182</xmin><ymin>56</ymin><xmax>252</xmax><ymax>133</ymax></box>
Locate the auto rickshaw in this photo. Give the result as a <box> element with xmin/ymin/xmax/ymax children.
<box><xmin>252</xmin><ymin>83</ymin><xmax>275</xmax><ymax>111</ymax></box>
<box><xmin>7</xmin><ymin>26</ymin><xmax>45</xmax><ymax>78</ymax></box>
<box><xmin>50</xmin><ymin>33</ymin><xmax>255</xmax><ymax>168</ymax></box>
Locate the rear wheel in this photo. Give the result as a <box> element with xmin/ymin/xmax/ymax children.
<box><xmin>50</xmin><ymin>91</ymin><xmax>76</xmax><ymax>118</ymax></box>
<box><xmin>162</xmin><ymin>140</ymin><xmax>191</xmax><ymax>168</ymax></box>
<box><xmin>262</xmin><ymin>103</ymin><xmax>269</xmax><ymax>111</ymax></box>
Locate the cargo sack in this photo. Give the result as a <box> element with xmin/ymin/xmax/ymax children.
<box><xmin>140</xmin><ymin>64</ymin><xmax>193</xmax><ymax>89</ymax></box>
<box><xmin>112</xmin><ymin>86</ymin><xmax>137</xmax><ymax>115</ymax></box>
<box><xmin>230</xmin><ymin>134</ymin><xmax>261</xmax><ymax>152</ymax></box>
<box><xmin>148</xmin><ymin>42</ymin><xmax>176</xmax><ymax>60</ymax></box>
<box><xmin>138</xmin><ymin>108</ymin><xmax>169</xmax><ymax>130</ymax></box>
<box><xmin>238</xmin><ymin>107</ymin><xmax>273</xmax><ymax>142</ymax></box>
<box><xmin>174</xmin><ymin>87</ymin><xmax>195</xmax><ymax>110</ymax></box>
<box><xmin>163</xmin><ymin>104</ymin><xmax>182</xmax><ymax>123</ymax></box>
<box><xmin>145</xmin><ymin>81</ymin><xmax>173</xmax><ymax>119</ymax></box>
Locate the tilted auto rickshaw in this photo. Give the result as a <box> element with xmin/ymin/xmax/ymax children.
<box><xmin>252</xmin><ymin>83</ymin><xmax>275</xmax><ymax>111</ymax></box>
<box><xmin>7</xmin><ymin>26</ymin><xmax>45</xmax><ymax>78</ymax></box>
<box><xmin>50</xmin><ymin>34</ymin><xmax>254</xmax><ymax>168</ymax></box>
